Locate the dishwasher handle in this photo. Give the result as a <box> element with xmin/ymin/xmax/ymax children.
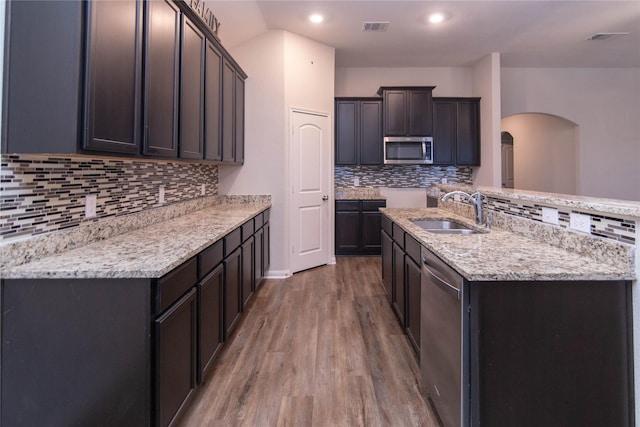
<box><xmin>423</xmin><ymin>260</ymin><xmax>461</xmax><ymax>301</ymax></box>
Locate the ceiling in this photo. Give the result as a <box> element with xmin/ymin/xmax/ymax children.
<box><xmin>208</xmin><ymin>0</ymin><xmax>640</xmax><ymax>68</ymax></box>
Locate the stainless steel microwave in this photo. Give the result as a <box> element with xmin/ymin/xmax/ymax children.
<box><xmin>383</xmin><ymin>136</ymin><xmax>433</xmax><ymax>164</ymax></box>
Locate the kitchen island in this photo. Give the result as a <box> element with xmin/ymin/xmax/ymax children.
<box><xmin>381</xmin><ymin>186</ymin><xmax>638</xmax><ymax>427</ymax></box>
<box><xmin>1</xmin><ymin>197</ymin><xmax>271</xmax><ymax>427</ymax></box>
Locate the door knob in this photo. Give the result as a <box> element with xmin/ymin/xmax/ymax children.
<box><xmin>322</xmin><ymin>195</ymin><xmax>329</xmax><ymax>201</ymax></box>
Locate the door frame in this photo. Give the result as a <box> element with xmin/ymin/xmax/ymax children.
<box><xmin>286</xmin><ymin>106</ymin><xmax>335</xmax><ymax>275</ymax></box>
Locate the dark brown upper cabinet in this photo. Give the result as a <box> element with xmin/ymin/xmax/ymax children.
<box><xmin>2</xmin><ymin>0</ymin><xmax>246</xmax><ymax>165</ymax></box>
<box><xmin>84</xmin><ymin>0</ymin><xmax>142</xmax><ymax>154</ymax></box>
<box><xmin>179</xmin><ymin>16</ymin><xmax>205</xmax><ymax>160</ymax></box>
<box><xmin>335</xmin><ymin>98</ymin><xmax>382</xmax><ymax>165</ymax></box>
<box><xmin>433</xmin><ymin>97</ymin><xmax>481</xmax><ymax>166</ymax></box>
<box><xmin>377</xmin><ymin>87</ymin><xmax>434</xmax><ymax>137</ymax></box>
<box><xmin>204</xmin><ymin>42</ymin><xmax>223</xmax><ymax>162</ymax></box>
<box><xmin>143</xmin><ymin>0</ymin><xmax>180</xmax><ymax>158</ymax></box>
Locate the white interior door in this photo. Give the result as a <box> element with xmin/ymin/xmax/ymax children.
<box><xmin>290</xmin><ymin>109</ymin><xmax>330</xmax><ymax>274</ymax></box>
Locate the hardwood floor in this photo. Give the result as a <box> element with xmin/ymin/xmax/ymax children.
<box><xmin>179</xmin><ymin>256</ymin><xmax>438</xmax><ymax>426</ymax></box>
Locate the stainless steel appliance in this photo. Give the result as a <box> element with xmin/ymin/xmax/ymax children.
<box><xmin>420</xmin><ymin>247</ymin><xmax>467</xmax><ymax>427</ymax></box>
<box><xmin>383</xmin><ymin>136</ymin><xmax>433</xmax><ymax>164</ymax></box>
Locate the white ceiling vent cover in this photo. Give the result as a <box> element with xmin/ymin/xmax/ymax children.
<box><xmin>586</xmin><ymin>32</ymin><xmax>629</xmax><ymax>41</ymax></box>
<box><xmin>362</xmin><ymin>22</ymin><xmax>390</xmax><ymax>32</ymax></box>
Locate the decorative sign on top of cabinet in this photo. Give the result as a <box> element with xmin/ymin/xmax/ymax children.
<box><xmin>335</xmin><ymin>98</ymin><xmax>383</xmax><ymax>165</ymax></box>
<box><xmin>2</xmin><ymin>0</ymin><xmax>245</xmax><ymax>165</ymax></box>
<box><xmin>376</xmin><ymin>86</ymin><xmax>435</xmax><ymax>137</ymax></box>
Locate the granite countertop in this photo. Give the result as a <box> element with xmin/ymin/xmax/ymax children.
<box><xmin>1</xmin><ymin>201</ymin><xmax>271</xmax><ymax>279</ymax></box>
<box><xmin>381</xmin><ymin>207</ymin><xmax>635</xmax><ymax>282</ymax></box>
<box><xmin>438</xmin><ymin>184</ymin><xmax>640</xmax><ymax>219</ymax></box>
<box><xmin>335</xmin><ymin>187</ymin><xmax>386</xmax><ymax>200</ymax></box>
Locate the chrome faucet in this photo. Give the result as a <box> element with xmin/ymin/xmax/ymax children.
<box><xmin>441</xmin><ymin>190</ymin><xmax>486</xmax><ymax>226</ymax></box>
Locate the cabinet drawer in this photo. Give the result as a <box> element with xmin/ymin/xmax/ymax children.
<box><xmin>392</xmin><ymin>223</ymin><xmax>405</xmax><ymax>245</ymax></box>
<box><xmin>155</xmin><ymin>257</ymin><xmax>198</xmax><ymax>314</ymax></box>
<box><xmin>336</xmin><ymin>201</ymin><xmax>360</xmax><ymax>211</ymax></box>
<box><xmin>254</xmin><ymin>212</ymin><xmax>264</xmax><ymax>229</ymax></box>
<box><xmin>241</xmin><ymin>219</ymin><xmax>254</xmax><ymax>242</ymax></box>
<box><xmin>198</xmin><ymin>239</ymin><xmax>223</xmax><ymax>279</ymax></box>
<box><xmin>224</xmin><ymin>228</ymin><xmax>242</xmax><ymax>256</ymax></box>
<box><xmin>362</xmin><ymin>200</ymin><xmax>386</xmax><ymax>211</ymax></box>
<box><xmin>381</xmin><ymin>215</ymin><xmax>392</xmax><ymax>236</ymax></box>
<box><xmin>405</xmin><ymin>234</ymin><xmax>421</xmax><ymax>264</ymax></box>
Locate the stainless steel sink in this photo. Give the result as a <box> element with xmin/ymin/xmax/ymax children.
<box><xmin>411</xmin><ymin>219</ymin><xmax>480</xmax><ymax>234</ymax></box>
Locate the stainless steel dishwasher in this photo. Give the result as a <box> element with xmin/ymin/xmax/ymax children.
<box><xmin>420</xmin><ymin>247</ymin><xmax>467</xmax><ymax>427</ymax></box>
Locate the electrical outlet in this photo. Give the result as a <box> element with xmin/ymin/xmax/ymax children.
<box><xmin>159</xmin><ymin>186</ymin><xmax>165</xmax><ymax>204</ymax></box>
<box><xmin>569</xmin><ymin>212</ymin><xmax>591</xmax><ymax>233</ymax></box>
<box><xmin>354</xmin><ymin>177</ymin><xmax>360</xmax><ymax>187</ymax></box>
<box><xmin>441</xmin><ymin>178</ymin><xmax>448</xmax><ymax>184</ymax></box>
<box><xmin>201</xmin><ymin>184</ymin><xmax>206</xmax><ymax>196</ymax></box>
<box><xmin>85</xmin><ymin>194</ymin><xmax>97</xmax><ymax>218</ymax></box>
<box><xmin>541</xmin><ymin>207</ymin><xmax>559</xmax><ymax>225</ymax></box>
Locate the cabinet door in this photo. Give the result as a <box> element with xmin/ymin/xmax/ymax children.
<box><xmin>198</xmin><ymin>264</ymin><xmax>223</xmax><ymax>383</ymax></box>
<box><xmin>432</xmin><ymin>99</ymin><xmax>456</xmax><ymax>165</ymax></box>
<box><xmin>179</xmin><ymin>17</ymin><xmax>205</xmax><ymax>160</ymax></box>
<box><xmin>221</xmin><ymin>60</ymin><xmax>235</xmax><ymax>163</ymax></box>
<box><xmin>254</xmin><ymin>227</ymin><xmax>264</xmax><ymax>287</ymax></box>
<box><xmin>359</xmin><ymin>100</ymin><xmax>382</xmax><ymax>165</ymax></box>
<box><xmin>335</xmin><ymin>211</ymin><xmax>361</xmax><ymax>254</ymax></box>
<box><xmin>224</xmin><ymin>247</ymin><xmax>241</xmax><ymax>338</ymax></box>
<box><xmin>235</xmin><ymin>74</ymin><xmax>245</xmax><ymax>164</ymax></box>
<box><xmin>361</xmin><ymin>211</ymin><xmax>382</xmax><ymax>253</ymax></box>
<box><xmin>405</xmin><ymin>256</ymin><xmax>421</xmax><ymax>354</ymax></box>
<box><xmin>204</xmin><ymin>42</ymin><xmax>222</xmax><ymax>161</ymax></box>
<box><xmin>155</xmin><ymin>288</ymin><xmax>197</xmax><ymax>427</ymax></box>
<box><xmin>392</xmin><ymin>242</ymin><xmax>406</xmax><ymax>326</ymax></box>
<box><xmin>143</xmin><ymin>0</ymin><xmax>180</xmax><ymax>157</ymax></box>
<box><xmin>381</xmin><ymin>230</ymin><xmax>393</xmax><ymax>299</ymax></box>
<box><xmin>241</xmin><ymin>237</ymin><xmax>254</xmax><ymax>308</ymax></box>
<box><xmin>383</xmin><ymin>91</ymin><xmax>407</xmax><ymax>136</ymax></box>
<box><xmin>408</xmin><ymin>90</ymin><xmax>433</xmax><ymax>136</ymax></box>
<box><xmin>84</xmin><ymin>0</ymin><xmax>141</xmax><ymax>154</ymax></box>
<box><xmin>456</xmin><ymin>99</ymin><xmax>481</xmax><ymax>166</ymax></box>
<box><xmin>335</xmin><ymin>100</ymin><xmax>358</xmax><ymax>165</ymax></box>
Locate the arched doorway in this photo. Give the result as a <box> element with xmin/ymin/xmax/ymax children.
<box><xmin>501</xmin><ymin>113</ymin><xmax>577</xmax><ymax>195</ymax></box>
<box><xmin>501</xmin><ymin>132</ymin><xmax>514</xmax><ymax>188</ymax></box>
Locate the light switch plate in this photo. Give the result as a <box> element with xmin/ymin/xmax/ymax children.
<box><xmin>85</xmin><ymin>194</ymin><xmax>97</xmax><ymax>218</ymax></box>
<box><xmin>201</xmin><ymin>184</ymin><xmax>206</xmax><ymax>196</ymax></box>
<box><xmin>569</xmin><ymin>212</ymin><xmax>591</xmax><ymax>233</ymax></box>
<box><xmin>159</xmin><ymin>186</ymin><xmax>165</xmax><ymax>204</ymax></box>
<box><xmin>541</xmin><ymin>207</ymin><xmax>559</xmax><ymax>225</ymax></box>
<box><xmin>354</xmin><ymin>177</ymin><xmax>360</xmax><ymax>187</ymax></box>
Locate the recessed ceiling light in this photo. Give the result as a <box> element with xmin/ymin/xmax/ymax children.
<box><xmin>309</xmin><ymin>14</ymin><xmax>324</xmax><ymax>24</ymax></box>
<box><xmin>428</xmin><ymin>12</ymin><xmax>450</xmax><ymax>24</ymax></box>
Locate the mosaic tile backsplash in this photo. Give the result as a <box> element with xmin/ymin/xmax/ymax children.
<box><xmin>335</xmin><ymin>165</ymin><xmax>473</xmax><ymax>188</ymax></box>
<box><xmin>1</xmin><ymin>154</ymin><xmax>218</xmax><ymax>242</ymax></box>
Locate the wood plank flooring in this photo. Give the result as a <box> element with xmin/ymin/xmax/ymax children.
<box><xmin>178</xmin><ymin>256</ymin><xmax>438</xmax><ymax>427</ymax></box>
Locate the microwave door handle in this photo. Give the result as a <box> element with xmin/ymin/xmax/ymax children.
<box><xmin>422</xmin><ymin>141</ymin><xmax>427</xmax><ymax>159</ymax></box>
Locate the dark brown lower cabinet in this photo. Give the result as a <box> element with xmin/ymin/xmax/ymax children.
<box><xmin>155</xmin><ymin>288</ymin><xmax>197</xmax><ymax>427</ymax></box>
<box><xmin>198</xmin><ymin>263</ymin><xmax>223</xmax><ymax>382</ymax></box>
<box><xmin>335</xmin><ymin>199</ymin><xmax>386</xmax><ymax>255</ymax></box>
<box><xmin>224</xmin><ymin>247</ymin><xmax>242</xmax><ymax>338</ymax></box>
<box><xmin>405</xmin><ymin>255</ymin><xmax>421</xmax><ymax>354</ymax></box>
<box><xmin>242</xmin><ymin>236</ymin><xmax>255</xmax><ymax>308</ymax></box>
<box><xmin>0</xmin><ymin>209</ymin><xmax>270</xmax><ymax>427</ymax></box>
<box><xmin>392</xmin><ymin>241</ymin><xmax>406</xmax><ymax>326</ymax></box>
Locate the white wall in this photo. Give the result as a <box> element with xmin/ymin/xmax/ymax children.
<box><xmin>219</xmin><ymin>30</ymin><xmax>335</xmax><ymax>277</ymax></box>
<box><xmin>501</xmin><ymin>68</ymin><xmax>640</xmax><ymax>201</ymax></box>
<box><xmin>218</xmin><ymin>30</ymin><xmax>287</xmax><ymax>275</ymax></box>
<box><xmin>502</xmin><ymin>113</ymin><xmax>577</xmax><ymax>194</ymax></box>
<box><xmin>472</xmin><ymin>52</ymin><xmax>502</xmax><ymax>188</ymax></box>
<box><xmin>335</xmin><ymin>67</ymin><xmax>473</xmax><ymax>97</ymax></box>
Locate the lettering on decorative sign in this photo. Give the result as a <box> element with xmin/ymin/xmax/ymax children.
<box><xmin>188</xmin><ymin>0</ymin><xmax>221</xmax><ymax>38</ymax></box>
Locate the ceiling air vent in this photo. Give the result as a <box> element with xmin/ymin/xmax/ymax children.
<box><xmin>362</xmin><ymin>22</ymin><xmax>390</xmax><ymax>32</ymax></box>
<box><xmin>586</xmin><ymin>32</ymin><xmax>629</xmax><ymax>41</ymax></box>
